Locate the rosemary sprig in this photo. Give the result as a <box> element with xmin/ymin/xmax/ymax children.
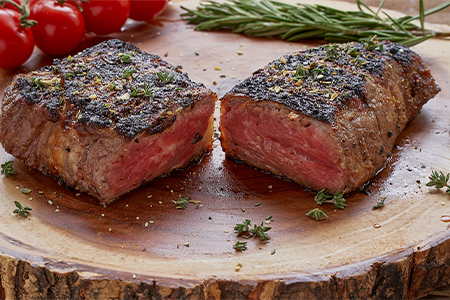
<box><xmin>13</xmin><ymin>201</ymin><xmax>32</xmax><ymax>217</ymax></box>
<box><xmin>181</xmin><ymin>0</ymin><xmax>450</xmax><ymax>47</ymax></box>
<box><xmin>306</xmin><ymin>208</ymin><xmax>328</xmax><ymax>221</ymax></box>
<box><xmin>1</xmin><ymin>161</ymin><xmax>15</xmax><ymax>178</ymax></box>
<box><xmin>314</xmin><ymin>189</ymin><xmax>347</xmax><ymax>209</ymax></box>
<box><xmin>427</xmin><ymin>170</ymin><xmax>450</xmax><ymax>194</ymax></box>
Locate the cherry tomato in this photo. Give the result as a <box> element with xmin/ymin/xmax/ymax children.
<box><xmin>82</xmin><ymin>0</ymin><xmax>130</xmax><ymax>35</ymax></box>
<box><xmin>1</xmin><ymin>0</ymin><xmax>21</xmax><ymax>12</ymax></box>
<box><xmin>30</xmin><ymin>0</ymin><xmax>85</xmax><ymax>56</ymax></box>
<box><xmin>129</xmin><ymin>0</ymin><xmax>168</xmax><ymax>22</ymax></box>
<box><xmin>0</xmin><ymin>9</ymin><xmax>35</xmax><ymax>69</ymax></box>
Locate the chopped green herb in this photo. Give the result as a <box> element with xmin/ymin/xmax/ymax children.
<box><xmin>306</xmin><ymin>208</ymin><xmax>328</xmax><ymax>221</ymax></box>
<box><xmin>173</xmin><ymin>194</ymin><xmax>191</xmax><ymax>209</ymax></box>
<box><xmin>13</xmin><ymin>201</ymin><xmax>31</xmax><ymax>217</ymax></box>
<box><xmin>266</xmin><ymin>215</ymin><xmax>272</xmax><ymax>220</ymax></box>
<box><xmin>20</xmin><ymin>188</ymin><xmax>31</xmax><ymax>194</ymax></box>
<box><xmin>1</xmin><ymin>161</ymin><xmax>15</xmax><ymax>178</ymax></box>
<box><xmin>234</xmin><ymin>219</ymin><xmax>251</xmax><ymax>234</ymax></box>
<box><xmin>324</xmin><ymin>43</ymin><xmax>340</xmax><ymax>61</ymax></box>
<box><xmin>119</xmin><ymin>52</ymin><xmax>135</xmax><ymax>63</ymax></box>
<box><xmin>250</xmin><ymin>222</ymin><xmax>271</xmax><ymax>241</ymax></box>
<box><xmin>132</xmin><ymin>82</ymin><xmax>153</xmax><ymax>97</ymax></box>
<box><xmin>271</xmin><ymin>249</ymin><xmax>276</xmax><ymax>255</ymax></box>
<box><xmin>30</xmin><ymin>77</ymin><xmax>44</xmax><ymax>90</ymax></box>
<box><xmin>362</xmin><ymin>35</ymin><xmax>384</xmax><ymax>51</ymax></box>
<box><xmin>122</xmin><ymin>67</ymin><xmax>136</xmax><ymax>79</ymax></box>
<box><xmin>64</xmin><ymin>70</ymin><xmax>80</xmax><ymax>79</ymax></box>
<box><xmin>254</xmin><ymin>202</ymin><xmax>261</xmax><ymax>207</ymax></box>
<box><xmin>373</xmin><ymin>196</ymin><xmax>386</xmax><ymax>209</ymax></box>
<box><xmin>234</xmin><ymin>219</ymin><xmax>271</xmax><ymax>241</ymax></box>
<box><xmin>157</xmin><ymin>71</ymin><xmax>174</xmax><ymax>84</ymax></box>
<box><xmin>233</xmin><ymin>241</ymin><xmax>247</xmax><ymax>251</ymax></box>
<box><xmin>295</xmin><ymin>65</ymin><xmax>307</xmax><ymax>80</ymax></box>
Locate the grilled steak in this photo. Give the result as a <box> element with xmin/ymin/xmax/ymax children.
<box><xmin>220</xmin><ymin>41</ymin><xmax>440</xmax><ymax>194</ymax></box>
<box><xmin>0</xmin><ymin>39</ymin><xmax>216</xmax><ymax>206</ymax></box>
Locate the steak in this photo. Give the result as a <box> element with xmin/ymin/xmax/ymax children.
<box><xmin>220</xmin><ymin>41</ymin><xmax>440</xmax><ymax>194</ymax></box>
<box><xmin>0</xmin><ymin>39</ymin><xmax>217</xmax><ymax>206</ymax></box>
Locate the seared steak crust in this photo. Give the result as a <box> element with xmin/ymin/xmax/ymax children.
<box><xmin>0</xmin><ymin>39</ymin><xmax>216</xmax><ymax>205</ymax></box>
<box><xmin>220</xmin><ymin>41</ymin><xmax>440</xmax><ymax>194</ymax></box>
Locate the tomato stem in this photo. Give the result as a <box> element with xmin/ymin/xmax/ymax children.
<box><xmin>0</xmin><ymin>0</ymin><xmax>37</xmax><ymax>28</ymax></box>
<box><xmin>55</xmin><ymin>0</ymin><xmax>89</xmax><ymax>12</ymax></box>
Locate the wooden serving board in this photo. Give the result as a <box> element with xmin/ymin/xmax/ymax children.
<box><xmin>1</xmin><ymin>1</ymin><xmax>450</xmax><ymax>299</ymax></box>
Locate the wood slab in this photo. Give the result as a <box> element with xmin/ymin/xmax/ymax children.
<box><xmin>1</xmin><ymin>0</ymin><xmax>450</xmax><ymax>299</ymax></box>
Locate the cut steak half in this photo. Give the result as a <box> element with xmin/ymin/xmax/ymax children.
<box><xmin>220</xmin><ymin>41</ymin><xmax>440</xmax><ymax>194</ymax></box>
<box><xmin>0</xmin><ymin>39</ymin><xmax>217</xmax><ymax>206</ymax></box>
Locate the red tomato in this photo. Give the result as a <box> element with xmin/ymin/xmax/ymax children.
<box><xmin>30</xmin><ymin>0</ymin><xmax>85</xmax><ymax>56</ymax></box>
<box><xmin>82</xmin><ymin>0</ymin><xmax>130</xmax><ymax>35</ymax></box>
<box><xmin>1</xmin><ymin>0</ymin><xmax>21</xmax><ymax>12</ymax></box>
<box><xmin>129</xmin><ymin>0</ymin><xmax>168</xmax><ymax>22</ymax></box>
<box><xmin>0</xmin><ymin>9</ymin><xmax>35</xmax><ymax>69</ymax></box>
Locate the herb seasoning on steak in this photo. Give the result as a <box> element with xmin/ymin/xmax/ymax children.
<box><xmin>220</xmin><ymin>41</ymin><xmax>440</xmax><ymax>194</ymax></box>
<box><xmin>0</xmin><ymin>39</ymin><xmax>217</xmax><ymax>206</ymax></box>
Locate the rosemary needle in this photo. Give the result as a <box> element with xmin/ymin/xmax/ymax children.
<box><xmin>181</xmin><ymin>0</ymin><xmax>450</xmax><ymax>47</ymax></box>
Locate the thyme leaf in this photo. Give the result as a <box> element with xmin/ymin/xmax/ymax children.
<box><xmin>173</xmin><ymin>194</ymin><xmax>191</xmax><ymax>209</ymax></box>
<box><xmin>234</xmin><ymin>219</ymin><xmax>272</xmax><ymax>244</ymax></box>
<box><xmin>30</xmin><ymin>77</ymin><xmax>44</xmax><ymax>90</ymax></box>
<box><xmin>13</xmin><ymin>201</ymin><xmax>31</xmax><ymax>217</ymax></box>
<box><xmin>1</xmin><ymin>161</ymin><xmax>15</xmax><ymax>178</ymax></box>
<box><xmin>122</xmin><ymin>67</ymin><xmax>136</xmax><ymax>79</ymax></box>
<box><xmin>157</xmin><ymin>71</ymin><xmax>174</xmax><ymax>84</ymax></box>
<box><xmin>119</xmin><ymin>52</ymin><xmax>135</xmax><ymax>63</ymax></box>
<box><xmin>233</xmin><ymin>241</ymin><xmax>247</xmax><ymax>251</ymax></box>
<box><xmin>306</xmin><ymin>208</ymin><xmax>328</xmax><ymax>221</ymax></box>
<box><xmin>373</xmin><ymin>196</ymin><xmax>386</xmax><ymax>209</ymax></box>
<box><xmin>132</xmin><ymin>82</ymin><xmax>153</xmax><ymax>97</ymax></box>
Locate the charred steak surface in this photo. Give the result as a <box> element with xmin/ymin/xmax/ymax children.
<box><xmin>0</xmin><ymin>39</ymin><xmax>216</xmax><ymax>206</ymax></box>
<box><xmin>220</xmin><ymin>41</ymin><xmax>440</xmax><ymax>194</ymax></box>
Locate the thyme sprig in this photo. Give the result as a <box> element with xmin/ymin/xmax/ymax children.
<box><xmin>1</xmin><ymin>161</ymin><xmax>15</xmax><ymax>178</ymax></box>
<box><xmin>234</xmin><ymin>219</ymin><xmax>272</xmax><ymax>241</ymax></box>
<box><xmin>315</xmin><ymin>189</ymin><xmax>347</xmax><ymax>209</ymax></box>
<box><xmin>157</xmin><ymin>71</ymin><xmax>174</xmax><ymax>84</ymax></box>
<box><xmin>427</xmin><ymin>170</ymin><xmax>450</xmax><ymax>194</ymax></box>
<box><xmin>132</xmin><ymin>82</ymin><xmax>153</xmax><ymax>97</ymax></box>
<box><xmin>119</xmin><ymin>52</ymin><xmax>135</xmax><ymax>63</ymax></box>
<box><xmin>181</xmin><ymin>0</ymin><xmax>450</xmax><ymax>47</ymax></box>
<box><xmin>173</xmin><ymin>194</ymin><xmax>191</xmax><ymax>209</ymax></box>
<box><xmin>306</xmin><ymin>208</ymin><xmax>328</xmax><ymax>221</ymax></box>
<box><xmin>233</xmin><ymin>241</ymin><xmax>247</xmax><ymax>251</ymax></box>
<box><xmin>13</xmin><ymin>201</ymin><xmax>31</xmax><ymax>217</ymax></box>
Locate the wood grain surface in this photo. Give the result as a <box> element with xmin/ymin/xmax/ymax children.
<box><xmin>1</xmin><ymin>0</ymin><xmax>450</xmax><ymax>299</ymax></box>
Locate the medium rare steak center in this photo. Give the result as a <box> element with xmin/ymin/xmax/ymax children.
<box><xmin>0</xmin><ymin>39</ymin><xmax>217</xmax><ymax>207</ymax></box>
<box><xmin>220</xmin><ymin>41</ymin><xmax>440</xmax><ymax>194</ymax></box>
